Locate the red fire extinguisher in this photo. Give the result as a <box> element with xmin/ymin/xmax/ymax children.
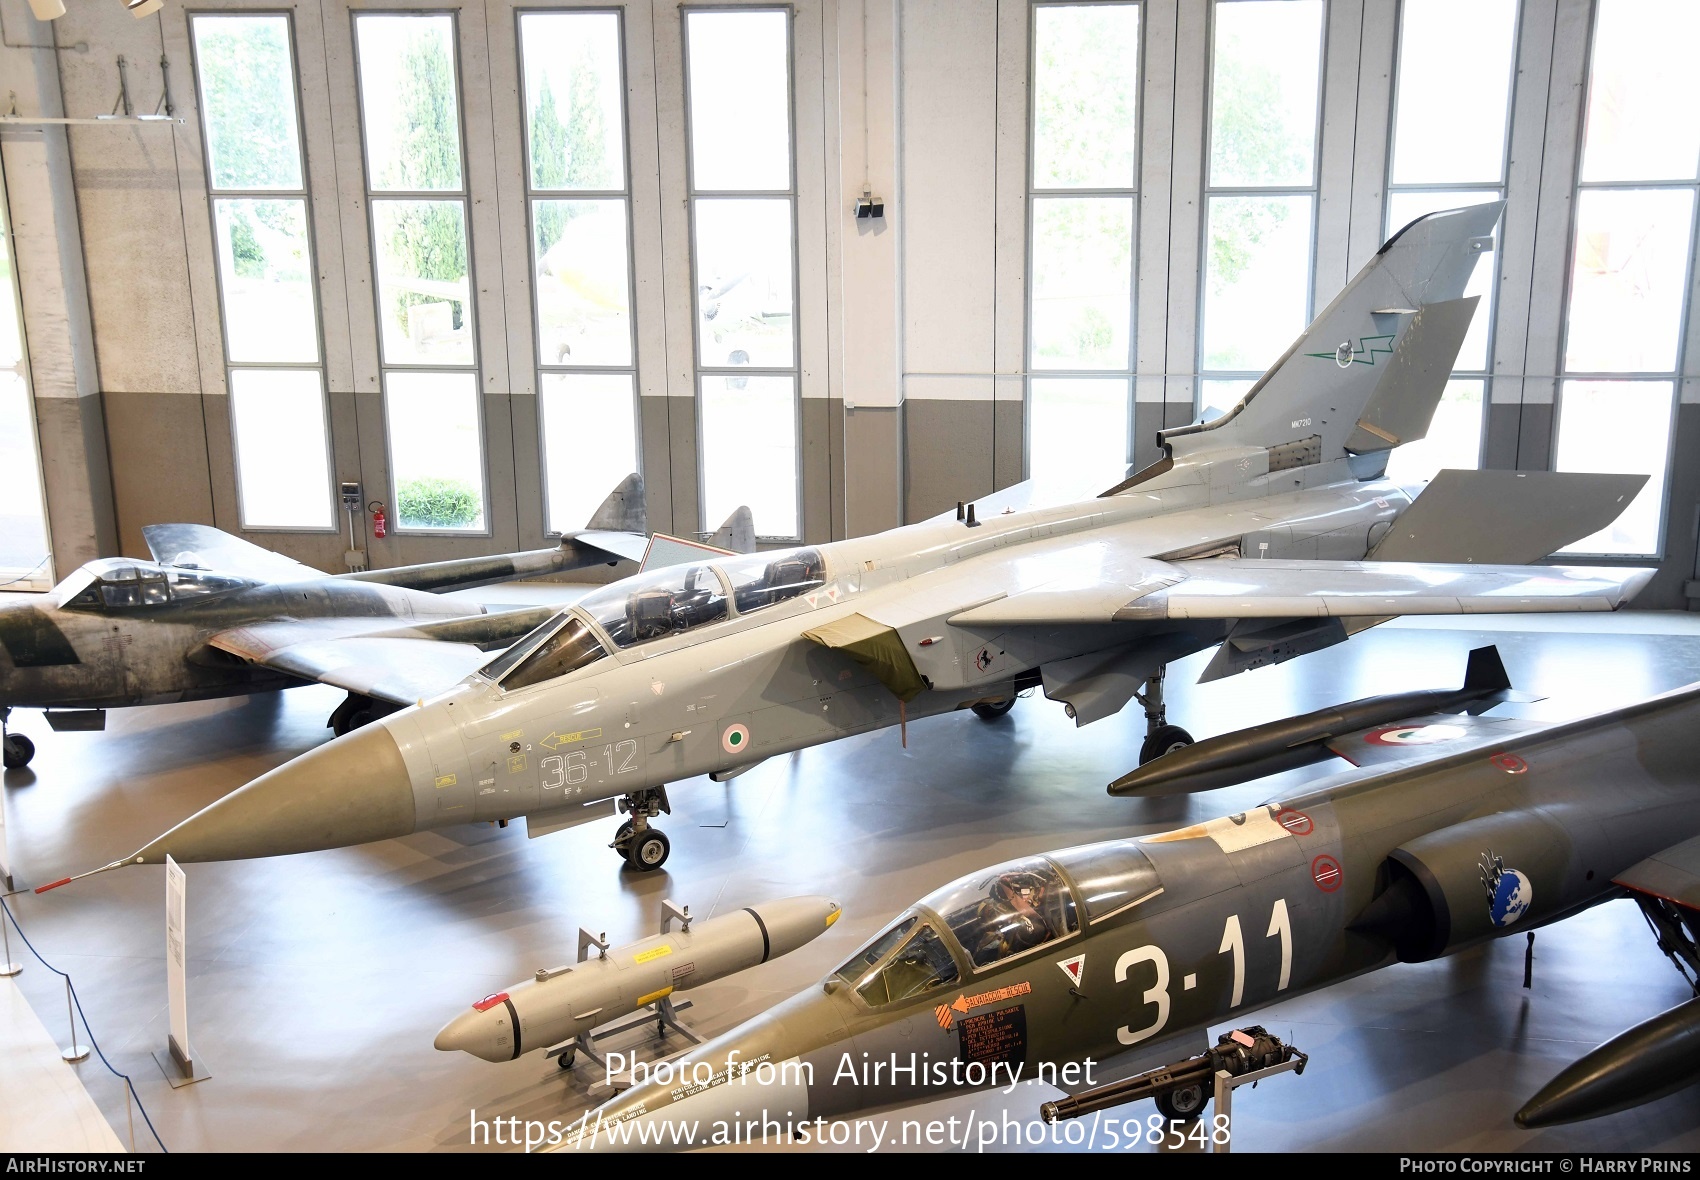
<box><xmin>369</xmin><ymin>501</ymin><xmax>387</xmax><ymax>539</ymax></box>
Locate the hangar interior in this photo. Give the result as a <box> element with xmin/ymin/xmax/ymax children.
<box><xmin>2</xmin><ymin>0</ymin><xmax>1700</xmax><ymax>1156</ymax></box>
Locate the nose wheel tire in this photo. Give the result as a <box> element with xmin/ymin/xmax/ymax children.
<box><xmin>1138</xmin><ymin>724</ymin><xmax>1193</xmax><ymax>766</ymax></box>
<box><xmin>2</xmin><ymin>734</ymin><xmax>34</xmax><ymax>770</ymax></box>
<box><xmin>971</xmin><ymin>698</ymin><xmax>1016</xmax><ymax>721</ymax></box>
<box><xmin>1154</xmin><ymin>1083</ymin><xmax>1208</xmax><ymax>1122</ymax></box>
<box><xmin>624</xmin><ymin>828</ymin><xmax>671</xmax><ymax>872</ymax></box>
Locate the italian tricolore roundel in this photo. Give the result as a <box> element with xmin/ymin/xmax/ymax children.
<box><xmin>1363</xmin><ymin>723</ymin><xmax>1466</xmax><ymax>746</ymax></box>
<box><xmin>722</xmin><ymin>723</ymin><xmax>751</xmax><ymax>755</ymax></box>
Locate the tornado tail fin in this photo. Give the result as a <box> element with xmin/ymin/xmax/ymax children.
<box><xmin>1163</xmin><ymin>202</ymin><xmax>1503</xmax><ymax>471</ymax></box>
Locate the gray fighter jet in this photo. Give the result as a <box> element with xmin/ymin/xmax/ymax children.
<box><xmin>0</xmin><ymin>476</ymin><xmax>654</xmax><ymax>769</ymax></box>
<box><xmin>555</xmin><ymin>664</ymin><xmax>1700</xmax><ymax>1148</ymax></box>
<box><xmin>103</xmin><ymin>204</ymin><xmax>1653</xmax><ymax>874</ymax></box>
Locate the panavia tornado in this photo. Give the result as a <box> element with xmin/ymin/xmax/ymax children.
<box><xmin>98</xmin><ymin>203</ymin><xmax>1651</xmax><ymax>874</ymax></box>
<box><xmin>554</xmin><ymin>662</ymin><xmax>1700</xmax><ymax>1149</ymax></box>
<box><xmin>0</xmin><ymin>475</ymin><xmax>689</xmax><ymax>770</ymax></box>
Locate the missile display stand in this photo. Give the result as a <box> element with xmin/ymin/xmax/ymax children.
<box><xmin>1209</xmin><ymin>1044</ymin><xmax>1307</xmax><ymax>1154</ymax></box>
<box><xmin>1040</xmin><ymin>1026</ymin><xmax>1306</xmax><ymax>1150</ymax></box>
<box><xmin>547</xmin><ymin>900</ymin><xmax>707</xmax><ymax>1079</ymax></box>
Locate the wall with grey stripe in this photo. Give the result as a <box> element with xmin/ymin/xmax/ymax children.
<box><xmin>3</xmin><ymin>0</ymin><xmax>1696</xmax><ymax>606</ymax></box>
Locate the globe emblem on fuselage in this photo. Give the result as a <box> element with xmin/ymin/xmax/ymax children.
<box><xmin>1490</xmin><ymin>868</ymin><xmax>1533</xmax><ymax>927</ymax></box>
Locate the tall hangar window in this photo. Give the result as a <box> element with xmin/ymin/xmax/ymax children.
<box><xmin>520</xmin><ymin>11</ymin><xmax>640</xmax><ymax>533</ymax></box>
<box><xmin>189</xmin><ymin>14</ymin><xmax>334</xmax><ymax>531</ymax></box>
<box><xmin>683</xmin><ymin>8</ymin><xmax>801</xmax><ymax>540</ymax></box>
<box><xmin>1554</xmin><ymin>0</ymin><xmax>1700</xmax><ymax>557</ymax></box>
<box><xmin>1025</xmin><ymin>2</ymin><xmax>1141</xmax><ymax>487</ymax></box>
<box><xmin>354</xmin><ymin>13</ymin><xmax>487</xmax><ymax>534</ymax></box>
<box><xmin>1381</xmin><ymin>0</ymin><xmax>1519</xmax><ymax>486</ymax></box>
<box><xmin>1198</xmin><ymin>0</ymin><xmax>1325</xmax><ymax>413</ymax></box>
<box><xmin>0</xmin><ymin>164</ymin><xmax>53</xmax><ymax>588</ymax></box>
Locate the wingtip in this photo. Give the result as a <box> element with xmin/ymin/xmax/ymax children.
<box><xmin>33</xmin><ymin>860</ymin><xmax>126</xmax><ymax>894</ymax></box>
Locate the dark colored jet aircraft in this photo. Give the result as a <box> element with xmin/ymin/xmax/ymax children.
<box><xmin>0</xmin><ymin>475</ymin><xmax>654</xmax><ymax>768</ymax></box>
<box><xmin>555</xmin><ymin>655</ymin><xmax>1700</xmax><ymax>1147</ymax></box>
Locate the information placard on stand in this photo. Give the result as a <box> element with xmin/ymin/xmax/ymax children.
<box><xmin>154</xmin><ymin>855</ymin><xmax>209</xmax><ymax>1087</ymax></box>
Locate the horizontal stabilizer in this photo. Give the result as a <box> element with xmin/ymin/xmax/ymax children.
<box><xmin>142</xmin><ymin>523</ymin><xmax>323</xmax><ymax>581</ymax></box>
<box><xmin>1371</xmin><ymin>469</ymin><xmax>1649</xmax><ymax>564</ymax></box>
<box><xmin>1117</xmin><ymin>559</ymin><xmax>1654</xmax><ymax>620</ymax></box>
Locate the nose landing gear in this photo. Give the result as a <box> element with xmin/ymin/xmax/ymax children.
<box><xmin>1</xmin><ymin>709</ymin><xmax>34</xmax><ymax>770</ymax></box>
<box><xmin>612</xmin><ymin>786</ymin><xmax>673</xmax><ymax>871</ymax></box>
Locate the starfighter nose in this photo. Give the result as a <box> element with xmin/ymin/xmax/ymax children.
<box><xmin>434</xmin><ymin>994</ymin><xmax>518</xmax><ymax>1063</ymax></box>
<box><xmin>128</xmin><ymin>721</ymin><xmax>417</xmax><ymax>864</ymax></box>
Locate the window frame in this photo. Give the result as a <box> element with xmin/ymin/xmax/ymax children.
<box><xmin>516</xmin><ymin>5</ymin><xmax>645</xmax><ymax>537</ymax></box>
<box><xmin>1549</xmin><ymin>0</ymin><xmax>1700</xmax><ymax>562</ymax></box>
<box><xmin>680</xmin><ymin>3</ymin><xmax>805</xmax><ymax>542</ymax></box>
<box><xmin>350</xmin><ymin>7</ymin><xmax>493</xmax><ymax>538</ymax></box>
<box><xmin>1195</xmin><ymin>0</ymin><xmax>1329</xmax><ymax>399</ymax></box>
<box><xmin>1022</xmin><ymin>0</ymin><xmax>1146</xmax><ymax>484</ymax></box>
<box><xmin>1378</xmin><ymin>0</ymin><xmax>1525</xmax><ymax>480</ymax></box>
<box><xmin>187</xmin><ymin>8</ymin><xmax>337</xmax><ymax>535</ymax></box>
<box><xmin>0</xmin><ymin>157</ymin><xmax>54</xmax><ymax>587</ymax></box>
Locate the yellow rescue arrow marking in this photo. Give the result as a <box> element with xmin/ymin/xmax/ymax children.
<box><xmin>540</xmin><ymin>727</ymin><xmax>602</xmax><ymax>751</ymax></box>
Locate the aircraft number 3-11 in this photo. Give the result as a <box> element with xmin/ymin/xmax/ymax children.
<box><xmin>1115</xmin><ymin>900</ymin><xmax>1292</xmax><ymax>1045</ymax></box>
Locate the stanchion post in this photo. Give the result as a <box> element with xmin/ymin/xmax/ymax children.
<box><xmin>61</xmin><ymin>975</ymin><xmax>88</xmax><ymax>1062</ymax></box>
<box><xmin>1</xmin><ymin>905</ymin><xmax>20</xmax><ymax>977</ymax></box>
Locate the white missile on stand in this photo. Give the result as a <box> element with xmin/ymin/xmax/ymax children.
<box><xmin>434</xmin><ymin>895</ymin><xmax>840</xmax><ymax>1068</ymax></box>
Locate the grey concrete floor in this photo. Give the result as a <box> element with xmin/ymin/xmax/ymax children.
<box><xmin>4</xmin><ymin>610</ymin><xmax>1700</xmax><ymax>1154</ymax></box>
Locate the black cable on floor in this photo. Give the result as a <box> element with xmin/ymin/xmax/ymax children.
<box><xmin>0</xmin><ymin>896</ymin><xmax>169</xmax><ymax>1153</ymax></box>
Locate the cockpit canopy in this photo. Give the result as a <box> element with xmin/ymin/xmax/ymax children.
<box><xmin>830</xmin><ymin>843</ymin><xmax>1164</xmax><ymax>1008</ymax></box>
<box><xmin>55</xmin><ymin>558</ymin><xmax>256</xmax><ymax>611</ymax></box>
<box><xmin>479</xmin><ymin>547</ymin><xmax>827</xmax><ymax>690</ymax></box>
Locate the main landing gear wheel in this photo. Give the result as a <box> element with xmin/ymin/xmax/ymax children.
<box><xmin>971</xmin><ymin>698</ymin><xmax>1016</xmax><ymax>721</ymax></box>
<box><xmin>328</xmin><ymin>692</ymin><xmax>387</xmax><ymax>738</ymax></box>
<box><xmin>2</xmin><ymin>733</ymin><xmax>34</xmax><ymax>770</ymax></box>
<box><xmin>1134</xmin><ymin>664</ymin><xmax>1191</xmax><ymax>765</ymax></box>
<box><xmin>1139</xmin><ymin>724</ymin><xmax>1193</xmax><ymax>766</ymax></box>
<box><xmin>1154</xmin><ymin>1083</ymin><xmax>1208</xmax><ymax>1122</ymax></box>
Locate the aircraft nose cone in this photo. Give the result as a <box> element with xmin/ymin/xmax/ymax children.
<box><xmin>130</xmin><ymin>721</ymin><xmax>417</xmax><ymax>864</ymax></box>
<box><xmin>434</xmin><ymin>999</ymin><xmax>516</xmax><ymax>1063</ymax></box>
